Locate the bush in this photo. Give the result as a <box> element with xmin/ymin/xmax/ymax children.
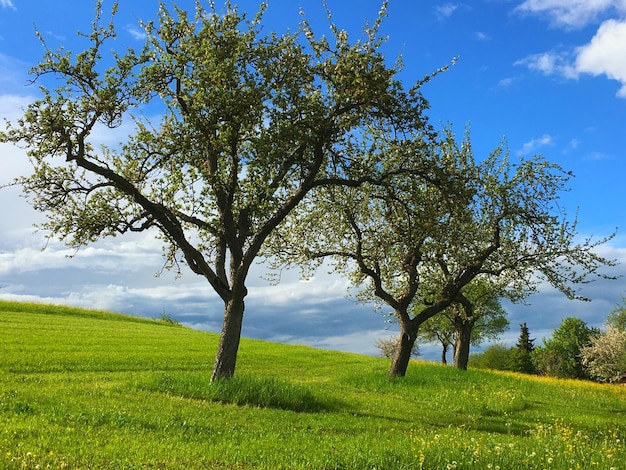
<box><xmin>469</xmin><ymin>343</ymin><xmax>512</xmax><ymax>370</ymax></box>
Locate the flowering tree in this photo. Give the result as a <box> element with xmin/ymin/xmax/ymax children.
<box><xmin>1</xmin><ymin>1</ymin><xmax>429</xmax><ymax>381</ymax></box>
<box><xmin>273</xmin><ymin>126</ymin><xmax>616</xmax><ymax>377</ymax></box>
<box><xmin>581</xmin><ymin>327</ymin><xmax>626</xmax><ymax>383</ymax></box>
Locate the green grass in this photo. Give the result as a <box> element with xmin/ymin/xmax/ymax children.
<box><xmin>1</xmin><ymin>300</ymin><xmax>625</xmax><ymax>469</ymax></box>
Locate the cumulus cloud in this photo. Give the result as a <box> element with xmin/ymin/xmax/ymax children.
<box><xmin>516</xmin><ymin>21</ymin><xmax>626</xmax><ymax>98</ymax></box>
<box><xmin>515</xmin><ymin>0</ymin><xmax>626</xmax><ymax>28</ymax></box>
<box><xmin>0</xmin><ymin>0</ymin><xmax>15</xmax><ymax>10</ymax></box>
<box><xmin>515</xmin><ymin>51</ymin><xmax>579</xmax><ymax>79</ymax></box>
<box><xmin>514</xmin><ymin>1</ymin><xmax>626</xmax><ymax>97</ymax></box>
<box><xmin>516</xmin><ymin>133</ymin><xmax>555</xmax><ymax>155</ymax></box>
<box><xmin>576</xmin><ymin>19</ymin><xmax>626</xmax><ymax>97</ymax></box>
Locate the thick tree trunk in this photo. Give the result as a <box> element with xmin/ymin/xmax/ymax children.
<box><xmin>389</xmin><ymin>328</ymin><xmax>417</xmax><ymax>377</ymax></box>
<box><xmin>211</xmin><ymin>293</ymin><xmax>245</xmax><ymax>382</ymax></box>
<box><xmin>453</xmin><ymin>321</ymin><xmax>473</xmax><ymax>370</ymax></box>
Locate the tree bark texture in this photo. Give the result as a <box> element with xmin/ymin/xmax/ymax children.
<box><xmin>389</xmin><ymin>328</ymin><xmax>418</xmax><ymax>377</ymax></box>
<box><xmin>211</xmin><ymin>294</ymin><xmax>245</xmax><ymax>382</ymax></box>
<box><xmin>453</xmin><ymin>321</ymin><xmax>473</xmax><ymax>370</ymax></box>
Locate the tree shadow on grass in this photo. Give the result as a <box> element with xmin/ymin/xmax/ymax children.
<box><xmin>146</xmin><ymin>373</ymin><xmax>346</xmax><ymax>413</ymax></box>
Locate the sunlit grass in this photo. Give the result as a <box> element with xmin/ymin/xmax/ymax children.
<box><xmin>1</xmin><ymin>300</ymin><xmax>625</xmax><ymax>469</ymax></box>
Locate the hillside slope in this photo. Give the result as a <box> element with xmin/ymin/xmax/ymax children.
<box><xmin>1</xmin><ymin>300</ymin><xmax>624</xmax><ymax>469</ymax></box>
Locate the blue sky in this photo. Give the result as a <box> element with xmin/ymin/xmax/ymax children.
<box><xmin>1</xmin><ymin>0</ymin><xmax>625</xmax><ymax>361</ymax></box>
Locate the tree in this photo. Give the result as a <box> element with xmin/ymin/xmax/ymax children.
<box><xmin>607</xmin><ymin>297</ymin><xmax>626</xmax><ymax>331</ymax></box>
<box><xmin>417</xmin><ymin>314</ymin><xmax>454</xmax><ymax>364</ymax></box>
<box><xmin>533</xmin><ymin>317</ymin><xmax>600</xmax><ymax>379</ymax></box>
<box><xmin>272</xmin><ymin>126</ymin><xmax>616</xmax><ymax>378</ymax></box>
<box><xmin>450</xmin><ymin>281</ymin><xmax>509</xmax><ymax>370</ymax></box>
<box><xmin>509</xmin><ymin>322</ymin><xmax>536</xmax><ymax>374</ymax></box>
<box><xmin>580</xmin><ymin>326</ymin><xmax>626</xmax><ymax>383</ymax></box>
<box><xmin>376</xmin><ymin>335</ymin><xmax>419</xmax><ymax>360</ymax></box>
<box><xmin>0</xmin><ymin>1</ymin><xmax>426</xmax><ymax>381</ymax></box>
<box><xmin>417</xmin><ymin>278</ymin><xmax>509</xmax><ymax>368</ymax></box>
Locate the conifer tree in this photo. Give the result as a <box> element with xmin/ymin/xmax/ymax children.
<box><xmin>510</xmin><ymin>322</ymin><xmax>536</xmax><ymax>374</ymax></box>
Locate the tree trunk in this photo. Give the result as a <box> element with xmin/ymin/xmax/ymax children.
<box><xmin>441</xmin><ymin>342</ymin><xmax>448</xmax><ymax>365</ymax></box>
<box><xmin>389</xmin><ymin>328</ymin><xmax>417</xmax><ymax>377</ymax></box>
<box><xmin>211</xmin><ymin>293</ymin><xmax>245</xmax><ymax>382</ymax></box>
<box><xmin>453</xmin><ymin>321</ymin><xmax>473</xmax><ymax>370</ymax></box>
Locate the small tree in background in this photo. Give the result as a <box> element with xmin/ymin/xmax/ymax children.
<box><xmin>450</xmin><ymin>285</ymin><xmax>509</xmax><ymax>370</ymax></box>
<box><xmin>376</xmin><ymin>335</ymin><xmax>419</xmax><ymax>360</ymax></box>
<box><xmin>418</xmin><ymin>279</ymin><xmax>509</xmax><ymax>368</ymax></box>
<box><xmin>509</xmin><ymin>322</ymin><xmax>536</xmax><ymax>374</ymax></box>
<box><xmin>417</xmin><ymin>314</ymin><xmax>454</xmax><ymax>364</ymax></box>
<box><xmin>581</xmin><ymin>327</ymin><xmax>626</xmax><ymax>383</ymax></box>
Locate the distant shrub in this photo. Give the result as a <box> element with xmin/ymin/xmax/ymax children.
<box><xmin>469</xmin><ymin>343</ymin><xmax>512</xmax><ymax>371</ymax></box>
<box><xmin>157</xmin><ymin>310</ymin><xmax>180</xmax><ymax>326</ymax></box>
<box><xmin>375</xmin><ymin>335</ymin><xmax>419</xmax><ymax>359</ymax></box>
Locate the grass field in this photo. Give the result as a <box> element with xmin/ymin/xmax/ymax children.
<box><xmin>1</xmin><ymin>300</ymin><xmax>625</xmax><ymax>469</ymax></box>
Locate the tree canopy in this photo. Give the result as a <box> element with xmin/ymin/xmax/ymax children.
<box><xmin>533</xmin><ymin>317</ymin><xmax>600</xmax><ymax>379</ymax></box>
<box><xmin>1</xmin><ymin>0</ymin><xmax>431</xmax><ymax>380</ymax></box>
<box><xmin>271</xmin><ymin>126</ymin><xmax>616</xmax><ymax>377</ymax></box>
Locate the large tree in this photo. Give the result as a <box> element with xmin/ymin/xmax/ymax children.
<box><xmin>272</xmin><ymin>126</ymin><xmax>616</xmax><ymax>377</ymax></box>
<box><xmin>0</xmin><ymin>1</ymin><xmax>428</xmax><ymax>380</ymax></box>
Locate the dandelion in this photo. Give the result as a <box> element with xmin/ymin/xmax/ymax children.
<box><xmin>548</xmin><ymin>457</ymin><xmax>553</xmax><ymax>464</ymax></box>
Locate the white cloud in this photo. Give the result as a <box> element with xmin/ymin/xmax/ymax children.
<box><xmin>576</xmin><ymin>19</ymin><xmax>626</xmax><ymax>97</ymax></box>
<box><xmin>563</xmin><ymin>138</ymin><xmax>580</xmax><ymax>153</ymax></box>
<box><xmin>435</xmin><ymin>3</ymin><xmax>461</xmax><ymax>20</ymax></box>
<box><xmin>516</xmin><ymin>20</ymin><xmax>626</xmax><ymax>98</ymax></box>
<box><xmin>515</xmin><ymin>0</ymin><xmax>626</xmax><ymax>28</ymax></box>
<box><xmin>126</xmin><ymin>26</ymin><xmax>146</xmax><ymax>41</ymax></box>
<box><xmin>0</xmin><ymin>0</ymin><xmax>15</xmax><ymax>10</ymax></box>
<box><xmin>497</xmin><ymin>77</ymin><xmax>518</xmax><ymax>89</ymax></box>
<box><xmin>513</xmin><ymin>2</ymin><xmax>626</xmax><ymax>97</ymax></box>
<box><xmin>516</xmin><ymin>133</ymin><xmax>555</xmax><ymax>155</ymax></box>
<box><xmin>515</xmin><ymin>51</ymin><xmax>579</xmax><ymax>79</ymax></box>
<box><xmin>475</xmin><ymin>31</ymin><xmax>491</xmax><ymax>41</ymax></box>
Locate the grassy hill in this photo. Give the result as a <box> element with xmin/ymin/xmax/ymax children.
<box><xmin>1</xmin><ymin>300</ymin><xmax>624</xmax><ymax>469</ymax></box>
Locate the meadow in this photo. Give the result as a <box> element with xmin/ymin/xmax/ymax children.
<box><xmin>1</xmin><ymin>300</ymin><xmax>624</xmax><ymax>469</ymax></box>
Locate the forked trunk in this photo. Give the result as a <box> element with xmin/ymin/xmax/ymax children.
<box><xmin>389</xmin><ymin>328</ymin><xmax>417</xmax><ymax>377</ymax></box>
<box><xmin>211</xmin><ymin>293</ymin><xmax>245</xmax><ymax>382</ymax></box>
<box><xmin>453</xmin><ymin>321</ymin><xmax>473</xmax><ymax>370</ymax></box>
